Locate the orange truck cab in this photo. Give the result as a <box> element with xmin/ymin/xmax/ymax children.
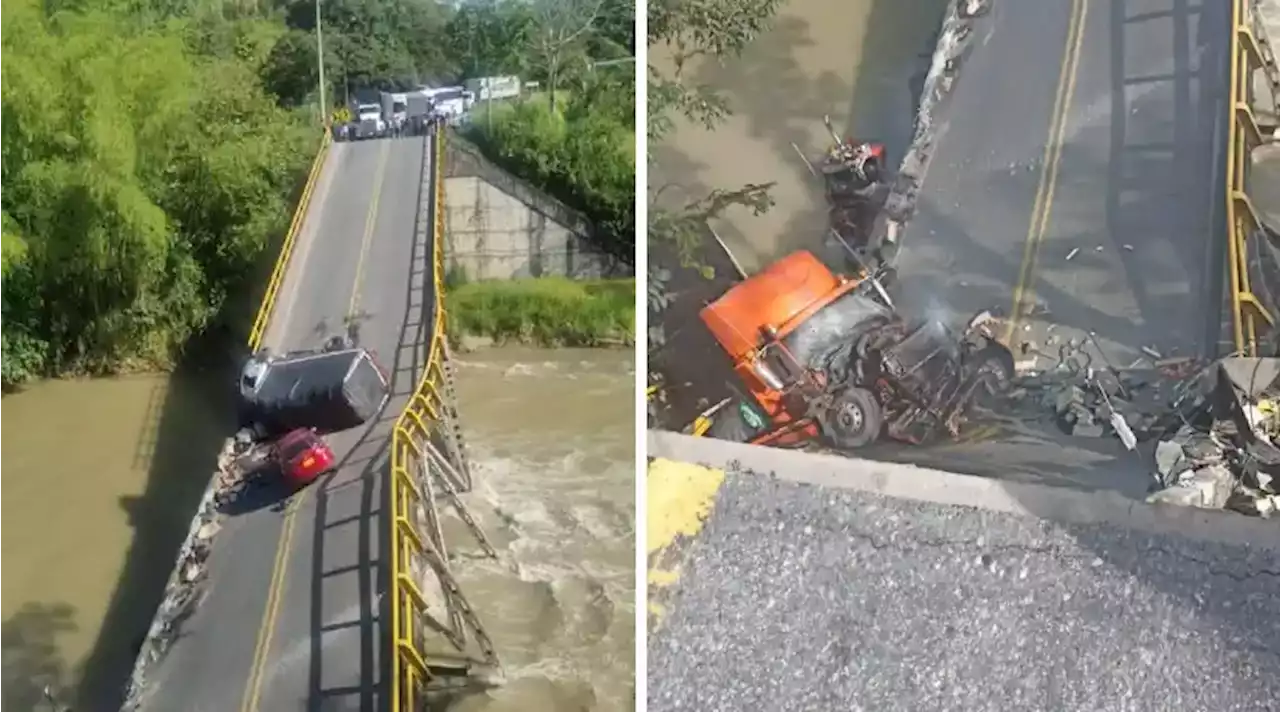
<box><xmin>699</xmin><ymin>250</ymin><xmax>872</xmax><ymax>447</ymax></box>
<box><xmin>697</xmin><ymin>250</ymin><xmax>1015</xmax><ymax>450</ymax></box>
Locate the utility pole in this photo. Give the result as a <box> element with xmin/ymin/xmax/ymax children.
<box><xmin>316</xmin><ymin>0</ymin><xmax>328</xmax><ymax>129</ymax></box>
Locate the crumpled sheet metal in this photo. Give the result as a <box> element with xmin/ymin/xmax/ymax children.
<box><xmin>1024</xmin><ymin>356</ymin><xmax>1280</xmax><ymax>517</ymax></box>
<box><xmin>1006</xmin><ymin>356</ymin><xmax>1280</xmax><ymax>518</ymax></box>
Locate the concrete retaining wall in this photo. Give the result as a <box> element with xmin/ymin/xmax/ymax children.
<box><xmin>442</xmin><ymin>132</ymin><xmax>632</xmax><ymax>281</ymax></box>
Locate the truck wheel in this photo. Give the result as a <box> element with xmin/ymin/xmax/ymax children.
<box><xmin>820</xmin><ymin>387</ymin><xmax>883</xmax><ymax>449</ymax></box>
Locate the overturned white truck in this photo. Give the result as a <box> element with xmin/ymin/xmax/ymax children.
<box><xmin>237</xmin><ymin>346</ymin><xmax>390</xmax><ymax>441</ymax></box>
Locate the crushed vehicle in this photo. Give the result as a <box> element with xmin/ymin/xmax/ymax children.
<box><xmin>237</xmin><ymin>343</ymin><xmax>389</xmax><ymax>440</ymax></box>
<box><xmin>795</xmin><ymin>115</ymin><xmax>891</xmax><ymax>257</ymax></box>
<box><xmin>226</xmin><ymin>343</ymin><xmax>388</xmax><ymax>494</ymax></box>
<box><xmin>1006</xmin><ymin>350</ymin><xmax>1280</xmax><ymax>516</ymax></box>
<box><xmin>270</xmin><ymin>427</ymin><xmax>337</xmax><ymax>487</ymax></box>
<box><xmin>698</xmin><ymin>250</ymin><xmax>1014</xmax><ymax>450</ymax></box>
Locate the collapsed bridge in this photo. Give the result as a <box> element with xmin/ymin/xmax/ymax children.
<box><xmin>846</xmin><ymin>0</ymin><xmax>1280</xmax><ymax>494</ymax></box>
<box><xmin>123</xmin><ymin>125</ymin><xmax>499</xmax><ymax>711</ymax></box>
<box><xmin>647</xmin><ymin>6</ymin><xmax>1280</xmax><ymax>708</ymax></box>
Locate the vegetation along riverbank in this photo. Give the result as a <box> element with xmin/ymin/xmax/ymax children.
<box><xmin>448</xmin><ymin>278</ymin><xmax>634</xmax><ymax>348</ymax></box>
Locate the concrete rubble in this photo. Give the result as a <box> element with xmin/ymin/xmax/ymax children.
<box><xmin>995</xmin><ymin>349</ymin><xmax>1280</xmax><ymax>518</ymax></box>
<box><xmin>881</xmin><ymin>0</ymin><xmax>989</xmax><ymax>232</ymax></box>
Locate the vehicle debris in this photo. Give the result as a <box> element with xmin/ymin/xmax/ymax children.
<box><xmin>793</xmin><ymin>115</ymin><xmax>891</xmax><ymax>267</ymax></box>
<box><xmin>999</xmin><ymin>350</ymin><xmax>1280</xmax><ymax>518</ymax></box>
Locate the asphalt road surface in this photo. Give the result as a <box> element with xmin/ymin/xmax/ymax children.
<box><xmin>673</xmin><ymin>0</ymin><xmax>1229</xmax><ymax>497</ymax></box>
<box><xmin>136</xmin><ymin>134</ymin><xmax>432</xmax><ymax>712</ymax></box>
<box><xmin>648</xmin><ymin>468</ymin><xmax>1280</xmax><ymax>712</ymax></box>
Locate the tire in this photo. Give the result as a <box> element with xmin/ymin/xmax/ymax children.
<box><xmin>707</xmin><ymin>401</ymin><xmax>754</xmax><ymax>443</ymax></box>
<box><xmin>967</xmin><ymin>338</ymin><xmax>1016</xmax><ymax>397</ymax></box>
<box><xmin>819</xmin><ymin>387</ymin><xmax>883</xmax><ymax>449</ymax></box>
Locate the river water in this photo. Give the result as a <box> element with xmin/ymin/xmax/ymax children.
<box><xmin>649</xmin><ymin>0</ymin><xmax>951</xmax><ymax>427</ymax></box>
<box><xmin>1</xmin><ymin>373</ymin><xmax>228</xmax><ymax>710</ymax></box>
<box><xmin>0</xmin><ymin>347</ymin><xmax>634</xmax><ymax>711</ymax></box>
<box><xmin>444</xmin><ymin>347</ymin><xmax>636</xmax><ymax>712</ymax></box>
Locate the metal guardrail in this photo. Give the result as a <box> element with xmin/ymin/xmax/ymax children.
<box><xmin>388</xmin><ymin>124</ymin><xmax>500</xmax><ymax>710</ymax></box>
<box><xmin>248</xmin><ymin>130</ymin><xmax>333</xmax><ymax>351</ymax></box>
<box><xmin>1228</xmin><ymin>0</ymin><xmax>1276</xmax><ymax>355</ymax></box>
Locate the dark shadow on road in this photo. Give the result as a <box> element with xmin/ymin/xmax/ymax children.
<box><xmin>306</xmin><ymin>133</ymin><xmax>432</xmax><ymax>712</ymax></box>
<box><xmin>216</xmin><ymin>470</ymin><xmax>301</xmax><ymax>517</ymax></box>
<box><xmin>1096</xmin><ymin>0</ymin><xmax>1223</xmax><ymax>357</ymax></box>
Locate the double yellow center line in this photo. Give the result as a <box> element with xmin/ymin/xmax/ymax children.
<box><xmin>964</xmin><ymin>0</ymin><xmax>1089</xmax><ymax>445</ymax></box>
<box><xmin>239</xmin><ymin>138</ymin><xmax>392</xmax><ymax>712</ymax></box>
<box><xmin>1002</xmin><ymin>0</ymin><xmax>1091</xmax><ymax>344</ymax></box>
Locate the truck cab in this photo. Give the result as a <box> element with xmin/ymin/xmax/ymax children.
<box><xmin>381</xmin><ymin>92</ymin><xmax>408</xmax><ymax>133</ymax></box>
<box><xmin>352</xmin><ymin>103</ymin><xmax>386</xmax><ymax>139</ymax></box>
<box><xmin>699</xmin><ymin>250</ymin><xmax>877</xmax><ymax>446</ymax></box>
<box><xmin>698</xmin><ymin>250</ymin><xmax>1012</xmax><ymax>450</ymax></box>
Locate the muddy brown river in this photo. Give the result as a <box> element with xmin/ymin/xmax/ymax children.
<box><xmin>1</xmin><ymin>373</ymin><xmax>227</xmax><ymax>709</ymax></box>
<box><xmin>1</xmin><ymin>347</ymin><xmax>634</xmax><ymax>712</ymax></box>
<box><xmin>445</xmin><ymin>347</ymin><xmax>636</xmax><ymax>712</ymax></box>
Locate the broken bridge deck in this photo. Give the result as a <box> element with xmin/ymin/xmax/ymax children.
<box><xmin>880</xmin><ymin>0</ymin><xmax>1234</xmax><ymax>494</ymax></box>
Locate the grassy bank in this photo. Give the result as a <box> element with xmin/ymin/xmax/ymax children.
<box><xmin>447</xmin><ymin>277</ymin><xmax>634</xmax><ymax>347</ymax></box>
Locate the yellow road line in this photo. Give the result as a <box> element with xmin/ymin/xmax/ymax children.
<box><xmin>239</xmin><ymin>496</ymin><xmax>302</xmax><ymax>712</ymax></box>
<box><xmin>647</xmin><ymin>459</ymin><xmax>725</xmax><ymax>625</ymax></box>
<box><xmin>1004</xmin><ymin>0</ymin><xmax>1090</xmax><ymax>343</ymax></box>
<box><xmin>239</xmin><ymin>140</ymin><xmax>393</xmax><ymax>712</ymax></box>
<box><xmin>349</xmin><ymin>141</ymin><xmax>392</xmax><ymax>318</ymax></box>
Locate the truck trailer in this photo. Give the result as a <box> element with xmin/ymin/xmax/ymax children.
<box><xmin>380</xmin><ymin>91</ymin><xmax>409</xmax><ymax>134</ymax></box>
<box><xmin>238</xmin><ymin>346</ymin><xmax>390</xmax><ymax>440</ymax></box>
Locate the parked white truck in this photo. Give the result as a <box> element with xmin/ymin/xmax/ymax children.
<box><xmin>380</xmin><ymin>91</ymin><xmax>409</xmax><ymax>135</ymax></box>
<box><xmin>420</xmin><ymin>85</ymin><xmax>474</xmax><ymax>124</ymax></box>
<box><xmin>349</xmin><ymin>102</ymin><xmax>386</xmax><ymax>140</ymax></box>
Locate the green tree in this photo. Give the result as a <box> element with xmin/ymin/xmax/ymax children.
<box><xmin>444</xmin><ymin>0</ymin><xmax>534</xmax><ymax>79</ymax></box>
<box><xmin>1</xmin><ymin>0</ymin><xmax>313</xmax><ymax>387</ymax></box>
<box><xmin>527</xmin><ymin>0</ymin><xmax>603</xmax><ymax>113</ymax></box>
<box><xmin>458</xmin><ymin>0</ymin><xmax>634</xmax><ymax>261</ymax></box>
<box><xmin>274</xmin><ymin>0</ymin><xmax>452</xmax><ymax>108</ymax></box>
<box><xmin>646</xmin><ymin>0</ymin><xmax>783</xmax><ymax>353</ymax></box>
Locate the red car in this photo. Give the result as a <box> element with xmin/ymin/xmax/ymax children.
<box><xmin>273</xmin><ymin>427</ymin><xmax>335</xmax><ymax>486</ymax></box>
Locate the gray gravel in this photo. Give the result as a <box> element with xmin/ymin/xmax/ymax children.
<box><xmin>648</xmin><ymin>473</ymin><xmax>1280</xmax><ymax>712</ymax></box>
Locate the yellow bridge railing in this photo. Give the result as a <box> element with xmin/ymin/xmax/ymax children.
<box><xmin>1227</xmin><ymin>0</ymin><xmax>1276</xmax><ymax>355</ymax></box>
<box><xmin>388</xmin><ymin>124</ymin><xmax>499</xmax><ymax>710</ymax></box>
